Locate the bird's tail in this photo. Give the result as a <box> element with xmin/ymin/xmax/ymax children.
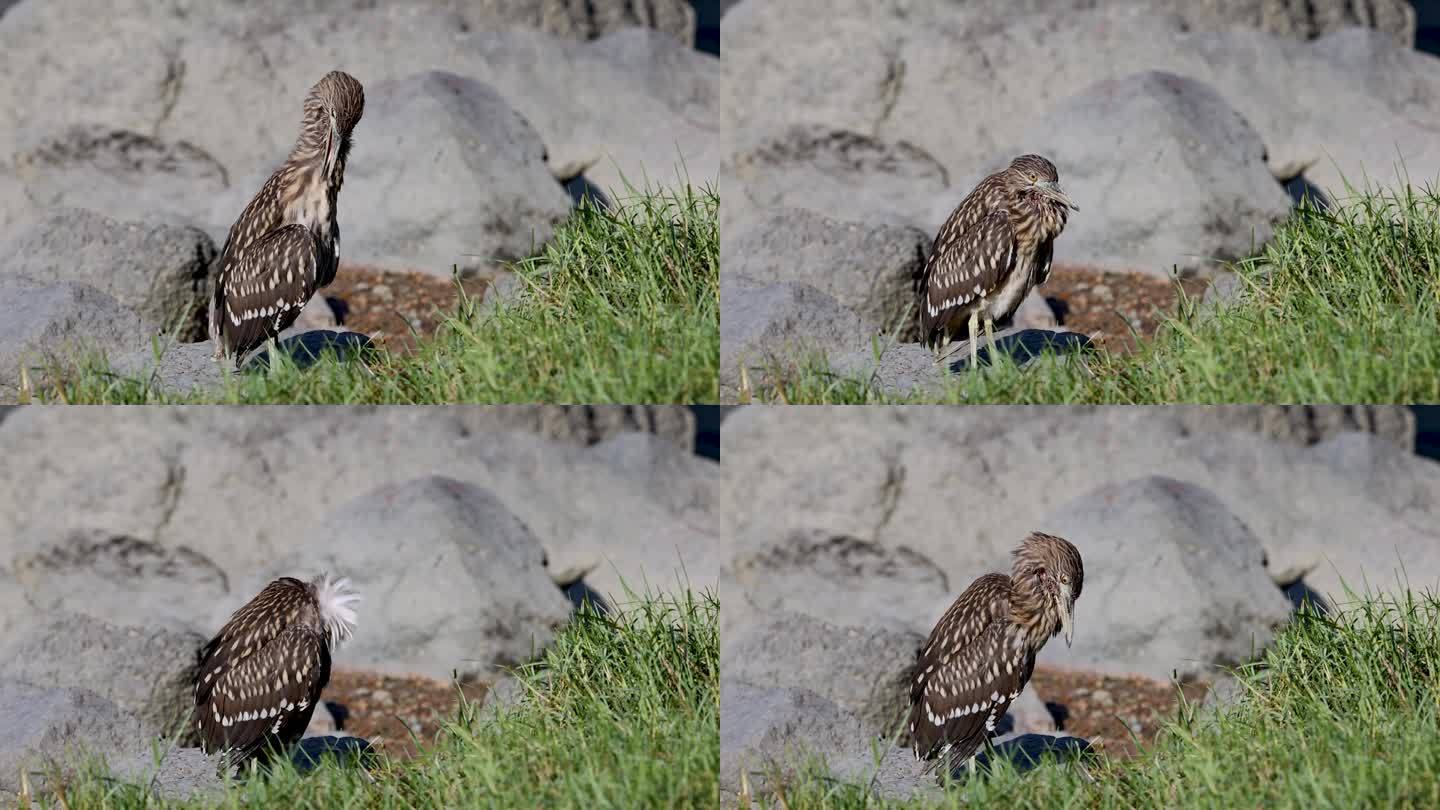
<box><xmin>312</xmin><ymin>573</ymin><xmax>360</xmax><ymax>646</ymax></box>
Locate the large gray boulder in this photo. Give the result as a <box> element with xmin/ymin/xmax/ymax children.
<box><xmin>0</xmin><ymin>276</ymin><xmax>156</xmax><ymax>397</ymax></box>
<box><xmin>726</xmin><ymin>3</ymin><xmax>1440</xmax><ymax>212</ymax></box>
<box><xmin>722</xmin><ymin>406</ymin><xmax>1440</xmax><ymax>612</ymax></box>
<box><xmin>975</xmin><ymin>71</ymin><xmax>1292</xmax><ymax>277</ymax></box>
<box><xmin>723</xmin><ymin>207</ymin><xmax>929</xmax><ymax>339</ymax></box>
<box><xmin>0</xmin><ymin>407</ymin><xmax>717</xmax><ymax>602</ymax></box>
<box><xmin>0</xmin><ymin>208</ymin><xmax>216</xmax><ymax>339</ymax></box>
<box><xmin>235</xmin><ymin>475</ymin><xmax>574</xmax><ymax>680</ymax></box>
<box><xmin>0</xmin><ymin>612</ymin><xmax>206</xmax><ymax>738</ymax></box>
<box><xmin>1037</xmin><ymin>476</ymin><xmax>1294</xmax><ymax>679</ymax></box>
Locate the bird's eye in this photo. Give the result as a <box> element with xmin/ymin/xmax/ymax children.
<box><xmin>1060</xmin><ymin>573</ymin><xmax>1070</xmax><ymax>584</ymax></box>
<box><xmin>1028</xmin><ymin>172</ymin><xmax>1037</xmax><ymax>181</ymax></box>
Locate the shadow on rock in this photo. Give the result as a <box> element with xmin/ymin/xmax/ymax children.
<box><xmin>242</xmin><ymin>330</ymin><xmax>375</xmax><ymax>372</ymax></box>
<box><xmin>562</xmin><ymin>576</ymin><xmax>613</xmax><ymax>615</ymax></box>
<box><xmin>948</xmin><ymin>329</ymin><xmax>1093</xmax><ymax>373</ymax></box>
<box><xmin>563</xmin><ymin>172</ymin><xmax>613</xmax><ymax>210</ymax></box>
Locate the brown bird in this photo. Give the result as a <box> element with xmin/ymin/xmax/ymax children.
<box><xmin>209</xmin><ymin>70</ymin><xmax>365</xmax><ymax>365</ymax></box>
<box><xmin>919</xmin><ymin>155</ymin><xmax>1078</xmax><ymax>369</ymax></box>
<box><xmin>193</xmin><ymin>574</ymin><xmax>360</xmax><ymax>767</ymax></box>
<box><xmin>907</xmin><ymin>532</ymin><xmax>1083</xmax><ymax>776</ymax></box>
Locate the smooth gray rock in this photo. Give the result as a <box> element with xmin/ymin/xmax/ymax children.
<box><xmin>234</xmin><ymin>475</ymin><xmax>573</xmax><ymax>680</ymax></box>
<box><xmin>242</xmin><ymin>330</ymin><xmax>375</xmax><ymax>370</ymax></box>
<box><xmin>722</xmin><ymin>406</ymin><xmax>1440</xmax><ymax>621</ymax></box>
<box><xmin>725</xmin><ymin>126</ymin><xmax>948</xmax><ymax>232</ymax></box>
<box><xmin>1037</xmin><ymin>476</ymin><xmax>1295</xmax><ymax>679</ymax></box>
<box><xmin>978</xmin><ymin>71</ymin><xmax>1292</xmax><ymax>277</ymax></box>
<box><xmin>726</xmin><ymin>3</ymin><xmax>1440</xmax><ymax>216</ymax></box>
<box><xmin>723</xmin><ymin>207</ymin><xmax>929</xmax><ymax>339</ymax></box>
<box><xmin>720</xmin><ymin>275</ymin><xmax>878</xmax><ymax>396</ymax></box>
<box><xmin>0</xmin><ymin>276</ymin><xmax>156</xmax><ymax>398</ymax></box>
<box><xmin>0</xmin><ymin>408</ymin><xmax>718</xmax><ymax>607</ymax></box>
<box><xmin>290</xmin><ymin>735</ymin><xmax>374</xmax><ymax>773</ymax></box>
<box><xmin>0</xmin><ymin>612</ymin><xmax>205</xmax><ymax>738</ymax></box>
<box><xmin>586</xmin><ymin>431</ymin><xmax>717</xmax><ymax>520</ymax></box>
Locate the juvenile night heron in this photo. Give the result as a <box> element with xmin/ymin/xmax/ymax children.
<box><xmin>193</xmin><ymin>574</ymin><xmax>360</xmax><ymax>767</ymax></box>
<box><xmin>209</xmin><ymin>70</ymin><xmax>365</xmax><ymax>365</ymax></box>
<box><xmin>907</xmin><ymin>532</ymin><xmax>1083</xmax><ymax>776</ymax></box>
<box><xmin>919</xmin><ymin>155</ymin><xmax>1078</xmax><ymax>369</ymax></box>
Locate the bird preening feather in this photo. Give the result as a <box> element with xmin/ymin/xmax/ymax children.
<box><xmin>919</xmin><ymin>155</ymin><xmax>1078</xmax><ymax>369</ymax></box>
<box><xmin>907</xmin><ymin>533</ymin><xmax>1083</xmax><ymax>778</ymax></box>
<box><xmin>209</xmin><ymin>70</ymin><xmax>365</xmax><ymax>366</ymax></box>
<box><xmin>193</xmin><ymin>573</ymin><xmax>360</xmax><ymax>768</ymax></box>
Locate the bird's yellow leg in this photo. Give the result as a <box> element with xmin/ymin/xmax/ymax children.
<box><xmin>968</xmin><ymin>309</ymin><xmax>980</xmax><ymax>370</ymax></box>
<box><xmin>984</xmin><ymin>315</ymin><xmax>996</xmax><ymax>366</ymax></box>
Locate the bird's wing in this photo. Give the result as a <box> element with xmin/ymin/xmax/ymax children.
<box><xmin>195</xmin><ymin>578</ymin><xmax>308</xmax><ymax>710</ymax></box>
<box><xmin>1034</xmin><ymin>238</ymin><xmax>1054</xmax><ymax>287</ymax></box>
<box><xmin>919</xmin><ymin>209</ymin><xmax>1016</xmax><ymax>344</ymax></box>
<box><xmin>211</xmin><ymin>224</ymin><xmax>321</xmax><ymax>359</ymax></box>
<box><xmin>908</xmin><ymin>573</ymin><xmax>1029</xmax><ymax>771</ymax></box>
<box><xmin>195</xmin><ymin>624</ymin><xmax>331</xmax><ymax>762</ymax></box>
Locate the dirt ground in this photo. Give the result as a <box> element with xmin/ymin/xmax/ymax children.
<box><xmin>321</xmin><ymin>263</ymin><xmax>492</xmax><ymax>355</ymax></box>
<box><xmin>322</xmin><ymin>665</ymin><xmax>1206</xmax><ymax>764</ymax></box>
<box><xmin>1040</xmin><ymin>264</ymin><xmax>1211</xmax><ymax>355</ymax></box>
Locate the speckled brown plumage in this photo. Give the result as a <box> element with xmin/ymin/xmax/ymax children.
<box><xmin>209</xmin><ymin>70</ymin><xmax>364</xmax><ymax>364</ymax></box>
<box><xmin>919</xmin><ymin>155</ymin><xmax>1077</xmax><ymax>367</ymax></box>
<box><xmin>193</xmin><ymin>574</ymin><xmax>359</xmax><ymax>767</ymax></box>
<box><xmin>908</xmin><ymin>532</ymin><xmax>1083</xmax><ymax>775</ymax></box>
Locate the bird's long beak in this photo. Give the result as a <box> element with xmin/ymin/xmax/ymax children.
<box><xmin>1038</xmin><ymin>180</ymin><xmax>1079</xmax><ymax>211</ymax></box>
<box><xmin>1056</xmin><ymin>583</ymin><xmax>1074</xmax><ymax>647</ymax></box>
<box><xmin>324</xmin><ymin>113</ymin><xmax>340</xmax><ymax>178</ymax></box>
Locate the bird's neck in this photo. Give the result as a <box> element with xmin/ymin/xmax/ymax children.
<box><xmin>1009</xmin><ymin>581</ymin><xmax>1058</xmax><ymax>648</ymax></box>
<box><xmin>279</xmin><ymin>154</ymin><xmax>343</xmax><ymax>243</ymax></box>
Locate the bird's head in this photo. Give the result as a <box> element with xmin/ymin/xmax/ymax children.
<box><xmin>308</xmin><ymin>572</ymin><xmax>361</xmax><ymax>648</ymax></box>
<box><xmin>299</xmin><ymin>70</ymin><xmax>365</xmax><ymax>180</ymax></box>
<box><xmin>1011</xmin><ymin>532</ymin><xmax>1084</xmax><ymax>647</ymax></box>
<box><xmin>1007</xmin><ymin>154</ymin><xmax>1079</xmax><ymax>213</ymax></box>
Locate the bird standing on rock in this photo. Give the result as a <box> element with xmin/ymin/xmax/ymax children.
<box><xmin>193</xmin><ymin>574</ymin><xmax>360</xmax><ymax>768</ymax></box>
<box><xmin>919</xmin><ymin>155</ymin><xmax>1078</xmax><ymax>369</ymax></box>
<box><xmin>209</xmin><ymin>70</ymin><xmax>365</xmax><ymax>366</ymax></box>
<box><xmin>907</xmin><ymin>532</ymin><xmax>1083</xmax><ymax>777</ymax></box>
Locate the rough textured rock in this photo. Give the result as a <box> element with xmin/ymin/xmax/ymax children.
<box><xmin>828</xmin><ymin>328</ymin><xmax>1094</xmax><ymax>394</ymax></box>
<box><xmin>725</xmin><ymin>2</ymin><xmax>1440</xmax><ymax>243</ymax></box>
<box><xmin>0</xmin><ymin>276</ymin><xmax>155</xmax><ymax>397</ymax></box>
<box><xmin>723</xmin><ymin>611</ymin><xmax>923</xmax><ymax>735</ymax></box>
<box><xmin>0</xmin><ymin>612</ymin><xmax>205</xmax><ymax>738</ymax></box>
<box><xmin>1175</xmin><ymin>405</ymin><xmax>1415</xmax><ymax>451</ymax></box>
<box><xmin>8</xmin><ymin>530</ymin><xmax>228</xmax><ymax>633</ymax></box>
<box><xmin>0</xmin><ymin>407</ymin><xmax>718</xmax><ymax>608</ymax></box>
<box><xmin>232</xmin><ymin>476</ymin><xmax>576</xmax><ymax>681</ymax></box>
<box><xmin>725</xmin><ymin>126</ymin><xmax>948</xmax><ymax>231</ymax></box>
<box><xmin>723</xmin><ymin>207</ymin><xmax>929</xmax><ymax>338</ymax></box>
<box><xmin>1038</xmin><ymin>476</ymin><xmax>1294</xmax><ymax>679</ymax></box>
<box><xmin>0</xmin><ymin>680</ymin><xmax>153</xmax><ymax>794</ymax></box>
<box><xmin>0</xmin><ymin>4</ymin><xmax>717</xmax><ymax>253</ymax></box>
<box><xmin>979</xmin><ymin>71</ymin><xmax>1292</xmax><ymax>276</ymax></box>
<box><xmin>108</xmin><ymin>338</ymin><xmax>224</xmax><ymax>396</ymax></box>
<box><xmin>586</xmin><ymin>431</ymin><xmax>717</xmax><ymax>519</ymax></box>
<box><xmin>10</xmin><ymin>127</ymin><xmax>229</xmax><ymax>232</ymax></box>
<box><xmin>720</xmin><ymin>275</ymin><xmax>877</xmax><ymax>396</ymax></box>
<box><xmin>456</xmin><ymin>405</ymin><xmax>697</xmax><ymax>450</ymax></box>
<box><xmin>722</xmin><ymin>406</ymin><xmax>1440</xmax><ymax>615</ymax></box>
<box><xmin>0</xmin><ymin>208</ymin><xmax>216</xmax><ymax>339</ymax></box>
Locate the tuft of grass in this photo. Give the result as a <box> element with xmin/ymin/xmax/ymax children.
<box><xmin>747</xmin><ymin>181</ymin><xmax>1440</xmax><ymax>404</ymax></box>
<box><xmin>35</xmin><ymin>588</ymin><xmax>719</xmax><ymax>809</ymax></box>
<box><xmin>33</xmin><ymin>184</ymin><xmax>719</xmax><ymax>405</ymax></box>
<box><xmin>743</xmin><ymin>588</ymin><xmax>1440</xmax><ymax>809</ymax></box>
